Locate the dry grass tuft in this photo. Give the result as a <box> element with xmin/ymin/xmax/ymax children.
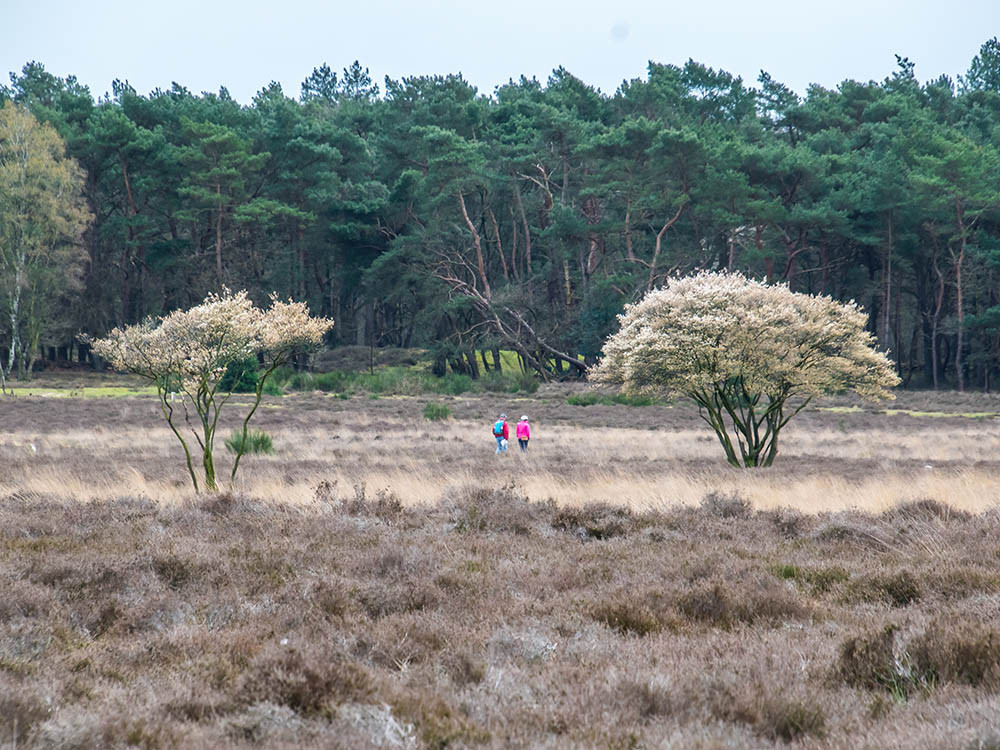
<box><xmin>700</xmin><ymin>490</ymin><xmax>752</xmax><ymax>519</ymax></box>
<box><xmin>882</xmin><ymin>497</ymin><xmax>974</xmax><ymax>523</ymax></box>
<box><xmin>677</xmin><ymin>578</ymin><xmax>807</xmax><ymax>628</ymax></box>
<box><xmin>910</xmin><ymin>621</ymin><xmax>1000</xmax><ymax>689</ymax></box>
<box><xmin>237</xmin><ymin>644</ymin><xmax>375</xmax><ymax>716</ymax></box>
<box><xmin>837</xmin><ymin>625</ymin><xmax>918</xmax><ymax>696</ymax></box>
<box><xmin>448</xmin><ymin>482</ymin><xmax>553</xmax><ymax>534</ymax></box>
<box><xmin>847</xmin><ymin>570</ymin><xmax>922</xmax><ymax>607</ymax></box>
<box><xmin>552</xmin><ymin>502</ymin><xmax>638</xmax><ymax>539</ymax></box>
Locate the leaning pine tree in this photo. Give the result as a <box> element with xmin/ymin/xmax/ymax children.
<box><xmin>91</xmin><ymin>290</ymin><xmax>332</xmax><ymax>492</ymax></box>
<box><xmin>592</xmin><ymin>271</ymin><xmax>900</xmax><ymax>467</ymax></box>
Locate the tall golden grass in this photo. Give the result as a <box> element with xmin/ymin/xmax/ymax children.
<box><xmin>3</xmin><ymin>394</ymin><xmax>999</xmax><ymax>513</ymax></box>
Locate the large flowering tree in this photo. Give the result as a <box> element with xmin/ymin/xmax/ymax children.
<box><xmin>592</xmin><ymin>271</ymin><xmax>900</xmax><ymax>467</ymax></box>
<box><xmin>91</xmin><ymin>290</ymin><xmax>332</xmax><ymax>492</ymax></box>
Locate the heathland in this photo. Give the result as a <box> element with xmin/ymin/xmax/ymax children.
<box><xmin>3</xmin><ymin>376</ymin><xmax>1000</xmax><ymax>747</ymax></box>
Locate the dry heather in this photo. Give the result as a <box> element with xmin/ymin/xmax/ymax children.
<box><xmin>2</xmin><ymin>385</ymin><xmax>1000</xmax><ymax>747</ymax></box>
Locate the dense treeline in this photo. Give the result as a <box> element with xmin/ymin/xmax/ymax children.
<box><xmin>2</xmin><ymin>40</ymin><xmax>1000</xmax><ymax>387</ymax></box>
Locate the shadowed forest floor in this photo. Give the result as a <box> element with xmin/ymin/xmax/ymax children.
<box><xmin>2</xmin><ymin>385</ymin><xmax>1000</xmax><ymax>747</ymax></box>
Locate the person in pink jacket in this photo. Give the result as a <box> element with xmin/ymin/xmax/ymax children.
<box><xmin>516</xmin><ymin>415</ymin><xmax>531</xmax><ymax>452</ymax></box>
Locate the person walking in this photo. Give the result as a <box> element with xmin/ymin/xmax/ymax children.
<box><xmin>493</xmin><ymin>413</ymin><xmax>509</xmax><ymax>453</ymax></box>
<box><xmin>516</xmin><ymin>415</ymin><xmax>531</xmax><ymax>452</ymax></box>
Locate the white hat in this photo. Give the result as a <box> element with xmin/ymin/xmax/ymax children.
<box><xmin>499</xmin><ymin>413</ymin><xmax>507</xmax><ymax>419</ymax></box>
<box><xmin>520</xmin><ymin>415</ymin><xmax>529</xmax><ymax>421</ymax></box>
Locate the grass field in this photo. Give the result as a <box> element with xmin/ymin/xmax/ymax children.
<box><xmin>2</xmin><ymin>378</ymin><xmax>1000</xmax><ymax>747</ymax></box>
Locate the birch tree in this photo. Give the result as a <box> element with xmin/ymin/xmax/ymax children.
<box><xmin>0</xmin><ymin>101</ymin><xmax>90</xmax><ymax>387</ymax></box>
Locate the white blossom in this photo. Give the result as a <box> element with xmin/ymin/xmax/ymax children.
<box><xmin>592</xmin><ymin>271</ymin><xmax>899</xmax><ymax>467</ymax></box>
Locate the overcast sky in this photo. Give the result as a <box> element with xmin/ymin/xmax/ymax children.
<box><xmin>4</xmin><ymin>0</ymin><xmax>997</xmax><ymax>103</ymax></box>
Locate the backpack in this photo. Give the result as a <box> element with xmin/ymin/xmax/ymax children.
<box><xmin>493</xmin><ymin>419</ymin><xmax>505</xmax><ymax>436</ymax></box>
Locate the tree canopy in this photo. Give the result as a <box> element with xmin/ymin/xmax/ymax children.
<box><xmin>2</xmin><ymin>42</ymin><xmax>1000</xmax><ymax>387</ymax></box>
<box><xmin>593</xmin><ymin>271</ymin><xmax>900</xmax><ymax>466</ymax></box>
<box><xmin>91</xmin><ymin>289</ymin><xmax>332</xmax><ymax>491</ymax></box>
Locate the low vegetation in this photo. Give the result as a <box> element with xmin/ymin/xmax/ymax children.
<box><xmin>224</xmin><ymin>429</ymin><xmax>274</xmax><ymax>456</ymax></box>
<box><xmin>2</xmin><ymin>487</ymin><xmax>999</xmax><ymax>747</ymax></box>
<box><xmin>3</xmin><ymin>381</ymin><xmax>1000</xmax><ymax>746</ymax></box>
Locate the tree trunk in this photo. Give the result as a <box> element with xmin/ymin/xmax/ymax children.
<box><xmin>215</xmin><ymin>182</ymin><xmax>224</xmax><ymax>285</ymax></box>
<box><xmin>513</xmin><ymin>181</ymin><xmax>532</xmax><ymax>275</ymax></box>
<box><xmin>458</xmin><ymin>191</ymin><xmax>491</xmax><ymax>299</ymax></box>
<box><xmin>624</xmin><ymin>200</ymin><xmax>635</xmax><ymax>261</ymax></box>
<box><xmin>954</xmin><ymin>198</ymin><xmax>966</xmax><ymax>392</ymax></box>
<box><xmin>648</xmin><ymin>203</ymin><xmax>686</xmax><ymax>292</ymax></box>
<box><xmin>487</xmin><ymin>208</ymin><xmax>508</xmax><ymax>281</ymax></box>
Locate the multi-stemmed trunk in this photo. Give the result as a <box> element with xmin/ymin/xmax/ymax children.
<box><xmin>690</xmin><ymin>378</ymin><xmax>810</xmax><ymax>468</ymax></box>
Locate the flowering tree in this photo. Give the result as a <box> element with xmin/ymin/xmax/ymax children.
<box><xmin>592</xmin><ymin>271</ymin><xmax>899</xmax><ymax>467</ymax></box>
<box><xmin>91</xmin><ymin>290</ymin><xmax>332</xmax><ymax>491</ymax></box>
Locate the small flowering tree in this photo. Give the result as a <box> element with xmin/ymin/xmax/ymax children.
<box><xmin>91</xmin><ymin>290</ymin><xmax>332</xmax><ymax>492</ymax></box>
<box><xmin>592</xmin><ymin>271</ymin><xmax>900</xmax><ymax>467</ymax></box>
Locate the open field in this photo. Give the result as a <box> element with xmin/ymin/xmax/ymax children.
<box><xmin>3</xmin><ymin>383</ymin><xmax>1000</xmax><ymax>747</ymax></box>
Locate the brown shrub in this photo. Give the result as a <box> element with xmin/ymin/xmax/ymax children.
<box><xmin>450</xmin><ymin>482</ymin><xmax>553</xmax><ymax>535</ymax></box>
<box><xmin>761</xmin><ymin>507</ymin><xmax>810</xmax><ymax>538</ymax></box>
<box><xmin>619</xmin><ymin>679</ymin><xmax>675</xmax><ymax>720</ymax></box>
<box><xmin>592</xmin><ymin>599</ymin><xmax>665</xmax><ymax>637</ymax></box>
<box><xmin>336</xmin><ymin>483</ymin><xmax>404</xmax><ymax>520</ymax></box>
<box><xmin>923</xmin><ymin>566</ymin><xmax>1000</xmax><ymax>600</ymax></box>
<box><xmin>837</xmin><ymin>625</ymin><xmax>916</xmax><ymax>696</ymax></box>
<box><xmin>552</xmin><ymin>502</ymin><xmax>637</xmax><ymax>540</ymax></box>
<box><xmin>720</xmin><ymin>691</ymin><xmax>827</xmax><ymax>743</ymax></box>
<box><xmin>361</xmin><ymin>614</ymin><xmax>449</xmax><ymax>671</ymax></box>
<box><xmin>237</xmin><ymin>645</ymin><xmax>375</xmax><ymax>716</ymax></box>
<box><xmin>751</xmin><ymin>698</ymin><xmax>826</xmax><ymax>743</ymax></box>
<box><xmin>910</xmin><ymin>621</ymin><xmax>1000</xmax><ymax>689</ymax></box>
<box><xmin>152</xmin><ymin>554</ymin><xmax>205</xmax><ymax>590</ymax></box>
<box><xmin>310</xmin><ymin>579</ymin><xmax>352</xmax><ymax>619</ymax></box>
<box><xmin>354</xmin><ymin>581</ymin><xmax>439</xmax><ymax>620</ymax></box>
<box><xmin>442</xmin><ymin>650</ymin><xmax>486</xmax><ymax>686</ymax></box>
<box><xmin>882</xmin><ymin>497</ymin><xmax>972</xmax><ymax>523</ymax></box>
<box><xmin>847</xmin><ymin>570</ymin><xmax>921</xmax><ymax>607</ymax></box>
<box><xmin>0</xmin><ymin>678</ymin><xmax>49</xmax><ymax>745</ymax></box>
<box><xmin>699</xmin><ymin>490</ymin><xmax>751</xmax><ymax>519</ymax></box>
<box><xmin>772</xmin><ymin>563</ymin><xmax>850</xmax><ymax>595</ymax></box>
<box><xmin>677</xmin><ymin>579</ymin><xmax>806</xmax><ymax>628</ymax></box>
<box><xmin>812</xmin><ymin>520</ymin><xmax>893</xmax><ymax>551</ymax></box>
<box><xmin>390</xmin><ymin>692</ymin><xmax>490</xmax><ymax>749</ymax></box>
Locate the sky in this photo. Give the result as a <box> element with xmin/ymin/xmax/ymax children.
<box><xmin>3</xmin><ymin>0</ymin><xmax>997</xmax><ymax>103</ymax></box>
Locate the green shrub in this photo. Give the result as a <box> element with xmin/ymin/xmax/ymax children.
<box><xmin>218</xmin><ymin>357</ymin><xmax>261</xmax><ymax>393</ymax></box>
<box><xmin>432</xmin><ymin>373</ymin><xmax>474</xmax><ymax>395</ymax></box>
<box><xmin>611</xmin><ymin>392</ymin><xmax>656</xmax><ymax>406</ymax></box>
<box><xmin>311</xmin><ymin>371</ymin><xmax>353</xmax><ymax>392</ymax></box>
<box><xmin>261</xmin><ymin>378</ymin><xmax>283</xmax><ymax>396</ymax></box>
<box><xmin>423</xmin><ymin>402</ymin><xmax>451</xmax><ymax>421</ymax></box>
<box><xmin>567</xmin><ymin>392</ymin><xmax>606</xmax><ymax>406</ymax></box>
<box><xmin>479</xmin><ymin>373</ymin><xmax>512</xmax><ymax>393</ymax></box>
<box><xmin>268</xmin><ymin>365</ymin><xmax>296</xmax><ymax>386</ymax></box>
<box><xmin>512</xmin><ymin>373</ymin><xmax>540</xmax><ymax>394</ymax></box>
<box><xmin>224</xmin><ymin>429</ymin><xmax>274</xmax><ymax>455</ymax></box>
<box><xmin>568</xmin><ymin>391</ymin><xmax>657</xmax><ymax>406</ymax></box>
